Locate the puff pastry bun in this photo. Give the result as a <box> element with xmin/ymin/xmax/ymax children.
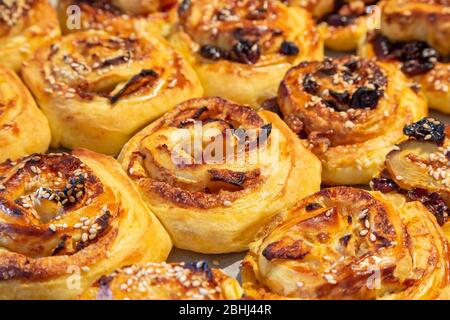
<box><xmin>0</xmin><ymin>65</ymin><xmax>51</xmax><ymax>163</ymax></box>
<box><xmin>0</xmin><ymin>0</ymin><xmax>60</xmax><ymax>71</ymax></box>
<box><xmin>358</xmin><ymin>0</ymin><xmax>450</xmax><ymax>113</ymax></box>
<box><xmin>371</xmin><ymin>117</ymin><xmax>450</xmax><ymax>238</ymax></box>
<box><xmin>170</xmin><ymin>0</ymin><xmax>323</xmax><ymax>107</ymax></box>
<box><xmin>80</xmin><ymin>261</ymin><xmax>243</xmax><ymax>300</ymax></box>
<box><xmin>287</xmin><ymin>0</ymin><xmax>380</xmax><ymax>51</ymax></box>
<box><xmin>242</xmin><ymin>186</ymin><xmax>450</xmax><ymax>299</ymax></box>
<box><xmin>21</xmin><ymin>30</ymin><xmax>203</xmax><ymax>156</ymax></box>
<box><xmin>58</xmin><ymin>0</ymin><xmax>177</xmax><ymax>36</ymax></box>
<box><xmin>0</xmin><ymin>149</ymin><xmax>172</xmax><ymax>300</ymax></box>
<box><xmin>277</xmin><ymin>56</ymin><xmax>427</xmax><ymax>185</ymax></box>
<box><xmin>118</xmin><ymin>97</ymin><xmax>321</xmax><ymax>254</ymax></box>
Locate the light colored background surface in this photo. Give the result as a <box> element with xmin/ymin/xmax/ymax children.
<box><xmin>51</xmin><ymin>0</ymin><xmax>450</xmax><ymax>280</ymax></box>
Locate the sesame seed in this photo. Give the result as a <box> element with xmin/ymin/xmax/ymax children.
<box><xmin>359</xmin><ymin>229</ymin><xmax>369</xmax><ymax>236</ymax></box>
<box><xmin>82</xmin><ymin>233</ymin><xmax>89</xmax><ymax>242</ymax></box>
<box><xmin>369</xmin><ymin>233</ymin><xmax>377</xmax><ymax>242</ymax></box>
<box><xmin>223</xmin><ymin>200</ymin><xmax>232</xmax><ymax>207</ymax></box>
<box><xmin>49</xmin><ymin>224</ymin><xmax>57</xmax><ymax>232</ymax></box>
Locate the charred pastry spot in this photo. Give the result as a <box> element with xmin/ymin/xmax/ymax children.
<box><xmin>257</xmin><ymin>123</ymin><xmax>272</xmax><ymax>145</ymax></box>
<box><xmin>370</xmin><ymin>178</ymin><xmax>399</xmax><ymax>193</ymax></box>
<box><xmin>303</xmin><ymin>73</ymin><xmax>319</xmax><ymax>94</ymax></box>
<box><xmin>191</xmin><ymin>106</ymin><xmax>208</xmax><ymax>120</ymax></box>
<box><xmin>262</xmin><ymin>239</ymin><xmax>310</xmax><ymax>261</ymax></box>
<box><xmin>349</xmin><ymin>86</ymin><xmax>382</xmax><ymax>109</ymax></box>
<box><xmin>403</xmin><ymin>118</ymin><xmax>445</xmax><ymax>144</ymax></box>
<box><xmin>279</xmin><ymin>41</ymin><xmax>299</xmax><ymax>56</ymax></box>
<box><xmin>339</xmin><ymin>234</ymin><xmax>351</xmax><ymax>247</ymax></box>
<box><xmin>202</xmin><ymin>118</ymin><xmax>235</xmax><ymax>130</ymax></box>
<box><xmin>110</xmin><ymin>69</ymin><xmax>159</xmax><ymax>104</ymax></box>
<box><xmin>95</xmin><ymin>211</ymin><xmax>112</xmax><ymax>231</ymax></box>
<box><xmin>261</xmin><ymin>98</ymin><xmax>283</xmax><ymax>119</ymax></box>
<box><xmin>208</xmin><ymin>169</ymin><xmax>247</xmax><ymax>187</ymax></box>
<box><xmin>347</xmin><ymin>215</ymin><xmax>352</xmax><ymax>224</ymax></box>
<box><xmin>305</xmin><ymin>202</ymin><xmax>323</xmax><ymax>211</ymax></box>
<box><xmin>92</xmin><ymin>55</ymin><xmax>129</xmax><ymax>70</ymax></box>
<box><xmin>51</xmin><ymin>234</ymin><xmax>69</xmax><ymax>256</ymax></box>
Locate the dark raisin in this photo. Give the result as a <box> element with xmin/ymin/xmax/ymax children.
<box><xmin>329</xmin><ymin>90</ymin><xmax>350</xmax><ymax>105</ymax></box>
<box><xmin>401</xmin><ymin>59</ymin><xmax>435</xmax><ymax>76</ymax></box>
<box><xmin>400</xmin><ymin>41</ymin><xmax>428</xmax><ymax>61</ymax></box>
<box><xmin>230</xmin><ymin>40</ymin><xmax>260</xmax><ymax>64</ymax></box>
<box><xmin>199</xmin><ymin>45</ymin><xmax>223</xmax><ymax>61</ymax></box>
<box><xmin>319</xmin><ymin>58</ymin><xmax>337</xmax><ymax>75</ymax></box>
<box><xmin>305</xmin><ymin>203</ymin><xmax>323</xmax><ymax>211</ymax></box>
<box><xmin>178</xmin><ymin>0</ymin><xmax>191</xmax><ymax>14</ymax></box>
<box><xmin>350</xmin><ymin>86</ymin><xmax>381</xmax><ymax>109</ymax></box>
<box><xmin>344</xmin><ymin>60</ymin><xmax>360</xmax><ymax>72</ymax></box>
<box><xmin>279</xmin><ymin>41</ymin><xmax>299</xmax><ymax>56</ymax></box>
<box><xmin>339</xmin><ymin>234</ymin><xmax>351</xmax><ymax>247</ymax></box>
<box><xmin>325</xmin><ymin>14</ymin><xmax>350</xmax><ymax>27</ymax></box>
<box><xmin>403</xmin><ymin>117</ymin><xmax>445</xmax><ymax>144</ymax></box>
<box><xmin>370</xmin><ymin>178</ymin><xmax>399</xmax><ymax>193</ymax></box>
<box><xmin>302</xmin><ymin>73</ymin><xmax>319</xmax><ymax>94</ymax></box>
<box><xmin>372</xmin><ymin>35</ymin><xmax>394</xmax><ymax>60</ymax></box>
<box><xmin>407</xmin><ymin>189</ymin><xmax>449</xmax><ymax>226</ymax></box>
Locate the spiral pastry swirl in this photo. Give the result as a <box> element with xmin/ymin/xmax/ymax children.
<box><xmin>21</xmin><ymin>30</ymin><xmax>203</xmax><ymax>155</ymax></box>
<box><xmin>242</xmin><ymin>187</ymin><xmax>450</xmax><ymax>299</ymax></box>
<box><xmin>118</xmin><ymin>97</ymin><xmax>321</xmax><ymax>254</ymax></box>
<box><xmin>0</xmin><ymin>0</ymin><xmax>60</xmax><ymax>71</ymax></box>
<box><xmin>371</xmin><ymin>118</ymin><xmax>450</xmax><ymax>237</ymax></box>
<box><xmin>0</xmin><ymin>149</ymin><xmax>172</xmax><ymax>299</ymax></box>
<box><xmin>80</xmin><ymin>261</ymin><xmax>242</xmax><ymax>300</ymax></box>
<box><xmin>170</xmin><ymin>0</ymin><xmax>323</xmax><ymax>107</ymax></box>
<box><xmin>286</xmin><ymin>0</ymin><xmax>380</xmax><ymax>51</ymax></box>
<box><xmin>358</xmin><ymin>0</ymin><xmax>450</xmax><ymax>113</ymax></box>
<box><xmin>277</xmin><ymin>56</ymin><xmax>427</xmax><ymax>185</ymax></box>
<box><xmin>0</xmin><ymin>65</ymin><xmax>51</xmax><ymax>163</ymax></box>
<box><xmin>58</xmin><ymin>0</ymin><xmax>178</xmax><ymax>36</ymax></box>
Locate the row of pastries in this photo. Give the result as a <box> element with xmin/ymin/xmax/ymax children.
<box><xmin>0</xmin><ymin>0</ymin><xmax>449</xmax><ymax>299</ymax></box>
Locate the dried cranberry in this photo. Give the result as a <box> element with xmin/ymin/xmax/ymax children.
<box><xmin>230</xmin><ymin>40</ymin><xmax>260</xmax><ymax>64</ymax></box>
<box><xmin>403</xmin><ymin>117</ymin><xmax>445</xmax><ymax>144</ymax></box>
<box><xmin>407</xmin><ymin>189</ymin><xmax>449</xmax><ymax>226</ymax></box>
<box><xmin>279</xmin><ymin>41</ymin><xmax>299</xmax><ymax>56</ymax></box>
<box><xmin>199</xmin><ymin>45</ymin><xmax>223</xmax><ymax>61</ymax></box>
<box><xmin>302</xmin><ymin>73</ymin><xmax>319</xmax><ymax>94</ymax></box>
<box><xmin>371</xmin><ymin>178</ymin><xmax>399</xmax><ymax>193</ymax></box>
<box><xmin>349</xmin><ymin>86</ymin><xmax>381</xmax><ymax>109</ymax></box>
<box><xmin>401</xmin><ymin>60</ymin><xmax>435</xmax><ymax>76</ymax></box>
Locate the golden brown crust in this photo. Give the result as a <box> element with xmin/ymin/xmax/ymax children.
<box><xmin>0</xmin><ymin>65</ymin><xmax>51</xmax><ymax>163</ymax></box>
<box><xmin>118</xmin><ymin>97</ymin><xmax>321</xmax><ymax>254</ymax></box>
<box><xmin>170</xmin><ymin>0</ymin><xmax>323</xmax><ymax>107</ymax></box>
<box><xmin>287</xmin><ymin>0</ymin><xmax>380</xmax><ymax>51</ymax></box>
<box><xmin>242</xmin><ymin>187</ymin><xmax>450</xmax><ymax>299</ymax></box>
<box><xmin>57</xmin><ymin>0</ymin><xmax>177</xmax><ymax>36</ymax></box>
<box><xmin>0</xmin><ymin>0</ymin><xmax>60</xmax><ymax>71</ymax></box>
<box><xmin>277</xmin><ymin>56</ymin><xmax>427</xmax><ymax>185</ymax></box>
<box><xmin>21</xmin><ymin>30</ymin><xmax>203</xmax><ymax>155</ymax></box>
<box><xmin>80</xmin><ymin>261</ymin><xmax>243</xmax><ymax>300</ymax></box>
<box><xmin>380</xmin><ymin>0</ymin><xmax>450</xmax><ymax>56</ymax></box>
<box><xmin>0</xmin><ymin>149</ymin><xmax>172</xmax><ymax>299</ymax></box>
